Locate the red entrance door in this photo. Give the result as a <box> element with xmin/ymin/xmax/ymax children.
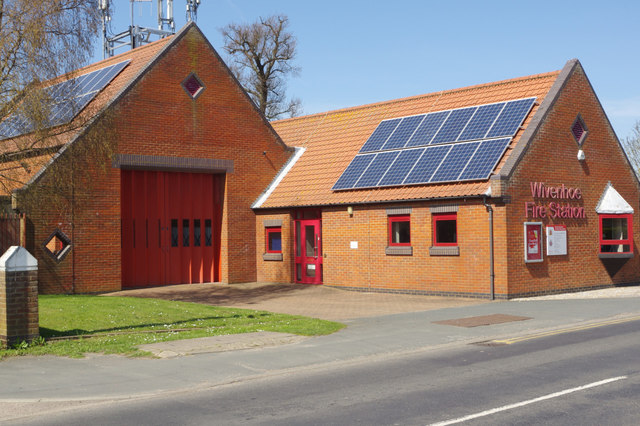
<box><xmin>121</xmin><ymin>170</ymin><xmax>223</xmax><ymax>287</ymax></box>
<box><xmin>294</xmin><ymin>219</ymin><xmax>322</xmax><ymax>284</ymax></box>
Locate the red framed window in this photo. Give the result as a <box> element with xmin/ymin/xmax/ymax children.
<box><xmin>388</xmin><ymin>215</ymin><xmax>411</xmax><ymax>246</ymax></box>
<box><xmin>599</xmin><ymin>214</ymin><xmax>633</xmax><ymax>254</ymax></box>
<box><xmin>433</xmin><ymin>213</ymin><xmax>457</xmax><ymax>246</ymax></box>
<box><xmin>266</xmin><ymin>227</ymin><xmax>282</xmax><ymax>253</ymax></box>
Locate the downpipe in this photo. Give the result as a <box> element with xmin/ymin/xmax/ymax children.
<box><xmin>483</xmin><ymin>196</ymin><xmax>495</xmax><ymax>300</ymax></box>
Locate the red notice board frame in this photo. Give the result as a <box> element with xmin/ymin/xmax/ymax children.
<box><xmin>524</xmin><ymin>222</ymin><xmax>543</xmax><ymax>263</ymax></box>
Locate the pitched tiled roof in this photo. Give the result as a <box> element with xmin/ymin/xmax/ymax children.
<box><xmin>0</xmin><ymin>33</ymin><xmax>173</xmax><ymax>196</ymax></box>
<box><xmin>260</xmin><ymin>69</ymin><xmax>562</xmax><ymax>208</ymax></box>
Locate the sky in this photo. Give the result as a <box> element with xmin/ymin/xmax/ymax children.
<box><xmin>94</xmin><ymin>0</ymin><xmax>640</xmax><ymax>140</ymax></box>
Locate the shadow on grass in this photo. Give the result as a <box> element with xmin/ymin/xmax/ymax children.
<box><xmin>39</xmin><ymin>312</ymin><xmax>274</xmax><ymax>338</ymax></box>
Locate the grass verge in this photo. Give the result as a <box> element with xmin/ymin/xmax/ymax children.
<box><xmin>0</xmin><ymin>295</ymin><xmax>344</xmax><ymax>360</ymax></box>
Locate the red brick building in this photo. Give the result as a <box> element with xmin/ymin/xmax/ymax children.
<box><xmin>0</xmin><ymin>24</ymin><xmax>292</xmax><ymax>293</ymax></box>
<box><xmin>0</xmin><ymin>23</ymin><xmax>637</xmax><ymax>298</ymax></box>
<box><xmin>256</xmin><ymin>59</ymin><xmax>640</xmax><ymax>298</ymax></box>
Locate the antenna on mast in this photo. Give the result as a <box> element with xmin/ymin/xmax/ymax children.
<box><xmin>186</xmin><ymin>0</ymin><xmax>200</xmax><ymax>22</ymax></box>
<box><xmin>101</xmin><ymin>0</ymin><xmax>188</xmax><ymax>58</ymax></box>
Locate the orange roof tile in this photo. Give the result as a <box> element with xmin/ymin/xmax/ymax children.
<box><xmin>261</xmin><ymin>69</ymin><xmax>561</xmax><ymax>208</ymax></box>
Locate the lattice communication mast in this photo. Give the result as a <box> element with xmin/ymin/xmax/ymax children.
<box><xmin>101</xmin><ymin>0</ymin><xmax>201</xmax><ymax>59</ymax></box>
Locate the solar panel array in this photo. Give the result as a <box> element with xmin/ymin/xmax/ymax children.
<box><xmin>0</xmin><ymin>60</ymin><xmax>130</xmax><ymax>140</ymax></box>
<box><xmin>332</xmin><ymin>97</ymin><xmax>535</xmax><ymax>190</ymax></box>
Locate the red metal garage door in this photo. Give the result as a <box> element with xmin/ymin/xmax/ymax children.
<box><xmin>121</xmin><ymin>170</ymin><xmax>223</xmax><ymax>287</ymax></box>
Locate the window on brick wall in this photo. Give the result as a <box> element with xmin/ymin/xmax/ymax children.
<box><xmin>182</xmin><ymin>72</ymin><xmax>205</xmax><ymax>99</ymax></box>
<box><xmin>388</xmin><ymin>215</ymin><xmax>411</xmax><ymax>246</ymax></box>
<box><xmin>266</xmin><ymin>227</ymin><xmax>282</xmax><ymax>253</ymax></box>
<box><xmin>433</xmin><ymin>213</ymin><xmax>457</xmax><ymax>246</ymax></box>
<box><xmin>43</xmin><ymin>229</ymin><xmax>72</xmax><ymax>262</ymax></box>
<box><xmin>599</xmin><ymin>214</ymin><xmax>633</xmax><ymax>255</ymax></box>
<box><xmin>571</xmin><ymin>114</ymin><xmax>588</xmax><ymax>146</ymax></box>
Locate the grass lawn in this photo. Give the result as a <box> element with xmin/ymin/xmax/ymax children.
<box><xmin>0</xmin><ymin>295</ymin><xmax>344</xmax><ymax>360</ymax></box>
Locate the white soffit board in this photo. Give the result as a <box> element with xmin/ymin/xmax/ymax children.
<box><xmin>253</xmin><ymin>147</ymin><xmax>306</xmax><ymax>208</ymax></box>
<box><xmin>595</xmin><ymin>182</ymin><xmax>634</xmax><ymax>214</ymax></box>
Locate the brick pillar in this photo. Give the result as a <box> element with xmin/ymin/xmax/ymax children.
<box><xmin>0</xmin><ymin>246</ymin><xmax>38</xmax><ymax>347</ymax></box>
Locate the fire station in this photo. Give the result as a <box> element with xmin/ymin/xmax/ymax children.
<box><xmin>1</xmin><ymin>23</ymin><xmax>638</xmax><ymax>298</ymax></box>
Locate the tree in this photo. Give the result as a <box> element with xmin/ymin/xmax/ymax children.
<box><xmin>220</xmin><ymin>14</ymin><xmax>301</xmax><ymax>121</ymax></box>
<box><xmin>0</xmin><ymin>1</ymin><xmax>99</xmax><ymax>115</ymax></box>
<box><xmin>0</xmin><ymin>1</ymin><xmax>103</xmax><ymax>196</ymax></box>
<box><xmin>622</xmin><ymin>120</ymin><xmax>640</xmax><ymax>177</ymax></box>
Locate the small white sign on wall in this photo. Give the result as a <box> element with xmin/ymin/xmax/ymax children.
<box><xmin>546</xmin><ymin>225</ymin><xmax>567</xmax><ymax>256</ymax></box>
<box><xmin>350</xmin><ymin>241</ymin><xmax>358</xmax><ymax>249</ymax></box>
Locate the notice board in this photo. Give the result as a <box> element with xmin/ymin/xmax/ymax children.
<box><xmin>524</xmin><ymin>222</ymin><xmax>543</xmax><ymax>263</ymax></box>
<box><xmin>546</xmin><ymin>225</ymin><xmax>567</xmax><ymax>256</ymax></box>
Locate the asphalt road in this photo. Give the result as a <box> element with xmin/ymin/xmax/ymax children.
<box><xmin>6</xmin><ymin>319</ymin><xmax>639</xmax><ymax>425</ymax></box>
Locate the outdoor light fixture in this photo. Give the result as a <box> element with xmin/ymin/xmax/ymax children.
<box><xmin>577</xmin><ymin>149</ymin><xmax>585</xmax><ymax>161</ymax></box>
<box><xmin>347</xmin><ymin>206</ymin><xmax>353</xmax><ymax>216</ymax></box>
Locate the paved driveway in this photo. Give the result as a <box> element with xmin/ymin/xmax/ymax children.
<box><xmin>104</xmin><ymin>282</ymin><xmax>487</xmax><ymax>321</ymax></box>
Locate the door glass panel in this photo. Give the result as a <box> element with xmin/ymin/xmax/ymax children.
<box><xmin>306</xmin><ymin>263</ymin><xmax>316</xmax><ymax>277</ymax></box>
<box><xmin>205</xmin><ymin>219</ymin><xmax>212</xmax><ymax>246</ymax></box>
<box><xmin>171</xmin><ymin>219</ymin><xmax>178</xmax><ymax>247</ymax></box>
<box><xmin>194</xmin><ymin>219</ymin><xmax>201</xmax><ymax>247</ymax></box>
<box><xmin>183</xmin><ymin>219</ymin><xmax>190</xmax><ymax>247</ymax></box>
<box><xmin>295</xmin><ymin>221</ymin><xmax>301</xmax><ymax>257</ymax></box>
<box><xmin>296</xmin><ymin>263</ymin><xmax>302</xmax><ymax>281</ymax></box>
<box><xmin>305</xmin><ymin>225</ymin><xmax>315</xmax><ymax>257</ymax></box>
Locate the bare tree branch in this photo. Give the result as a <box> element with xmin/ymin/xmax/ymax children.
<box><xmin>220</xmin><ymin>14</ymin><xmax>301</xmax><ymax>121</ymax></box>
<box><xmin>622</xmin><ymin>120</ymin><xmax>640</xmax><ymax>177</ymax></box>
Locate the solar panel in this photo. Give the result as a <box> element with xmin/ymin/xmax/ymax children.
<box><xmin>332</xmin><ymin>97</ymin><xmax>536</xmax><ymax>191</ymax></box>
<box><xmin>458</xmin><ymin>138</ymin><xmax>511</xmax><ymax>180</ymax></box>
<box><xmin>430</xmin><ymin>107</ymin><xmax>476</xmax><ymax>145</ymax></box>
<box><xmin>430</xmin><ymin>141</ymin><xmax>480</xmax><ymax>182</ymax></box>
<box><xmin>381</xmin><ymin>115</ymin><xmax>424</xmax><ymax>150</ymax></box>
<box><xmin>457</xmin><ymin>103</ymin><xmax>505</xmax><ymax>142</ymax></box>
<box><xmin>359</xmin><ymin>118</ymin><xmax>401</xmax><ymax>152</ymax></box>
<box><xmin>486</xmin><ymin>98</ymin><xmax>535</xmax><ymax>138</ymax></box>
<box><xmin>354</xmin><ymin>151</ymin><xmax>399</xmax><ymax>188</ymax></box>
<box><xmin>378</xmin><ymin>148</ymin><xmax>424</xmax><ymax>186</ymax></box>
<box><xmin>331</xmin><ymin>154</ymin><xmax>375</xmax><ymax>190</ymax></box>
<box><xmin>404</xmin><ymin>145</ymin><xmax>451</xmax><ymax>185</ymax></box>
<box><xmin>0</xmin><ymin>60</ymin><xmax>130</xmax><ymax>140</ymax></box>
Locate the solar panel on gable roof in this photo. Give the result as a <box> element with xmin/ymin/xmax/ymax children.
<box><xmin>403</xmin><ymin>144</ymin><xmax>451</xmax><ymax>185</ymax></box>
<box><xmin>458</xmin><ymin>138</ymin><xmax>511</xmax><ymax>181</ymax></box>
<box><xmin>457</xmin><ymin>103</ymin><xmax>505</xmax><ymax>142</ymax></box>
<box><xmin>331</xmin><ymin>154</ymin><xmax>376</xmax><ymax>190</ymax></box>
<box><xmin>381</xmin><ymin>115</ymin><xmax>425</xmax><ymax>150</ymax></box>
<box><xmin>0</xmin><ymin>60</ymin><xmax>130</xmax><ymax>141</ymax></box>
<box><xmin>354</xmin><ymin>151</ymin><xmax>400</xmax><ymax>188</ymax></box>
<box><xmin>485</xmin><ymin>97</ymin><xmax>535</xmax><ymax>138</ymax></box>
<box><xmin>378</xmin><ymin>148</ymin><xmax>424</xmax><ymax>186</ymax></box>
<box><xmin>430</xmin><ymin>141</ymin><xmax>480</xmax><ymax>183</ymax></box>
<box><xmin>359</xmin><ymin>118</ymin><xmax>401</xmax><ymax>153</ymax></box>
<box><xmin>405</xmin><ymin>110</ymin><xmax>450</xmax><ymax>148</ymax></box>
<box><xmin>430</xmin><ymin>107</ymin><xmax>477</xmax><ymax>145</ymax></box>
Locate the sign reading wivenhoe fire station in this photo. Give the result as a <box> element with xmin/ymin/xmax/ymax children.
<box><xmin>525</xmin><ymin>182</ymin><xmax>586</xmax><ymax>219</ymax></box>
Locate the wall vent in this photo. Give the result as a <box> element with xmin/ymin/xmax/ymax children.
<box><xmin>571</xmin><ymin>115</ymin><xmax>588</xmax><ymax>146</ymax></box>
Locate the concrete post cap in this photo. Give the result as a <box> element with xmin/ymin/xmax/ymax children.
<box><xmin>0</xmin><ymin>246</ymin><xmax>38</xmax><ymax>272</ymax></box>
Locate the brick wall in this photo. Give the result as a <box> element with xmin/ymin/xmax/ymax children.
<box><xmin>30</xmin><ymin>27</ymin><xmax>291</xmax><ymax>293</ymax></box>
<box><xmin>321</xmin><ymin>202</ymin><xmax>498</xmax><ymax>296</ymax></box>
<box><xmin>255</xmin><ymin>210</ymin><xmax>293</xmax><ymax>282</ymax></box>
<box><xmin>255</xmin><ymin>202</ymin><xmax>500</xmax><ymax>297</ymax></box>
<box><xmin>503</xmin><ymin>65</ymin><xmax>640</xmax><ymax>296</ymax></box>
